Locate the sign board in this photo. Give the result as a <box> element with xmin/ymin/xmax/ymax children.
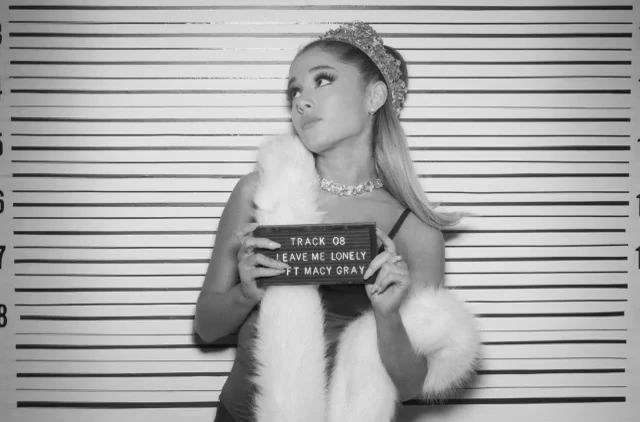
<box><xmin>254</xmin><ymin>223</ymin><xmax>377</xmax><ymax>286</ymax></box>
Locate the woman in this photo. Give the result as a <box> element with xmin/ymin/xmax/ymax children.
<box><xmin>195</xmin><ymin>21</ymin><xmax>479</xmax><ymax>422</ymax></box>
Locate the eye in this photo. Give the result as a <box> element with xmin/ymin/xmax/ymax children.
<box><xmin>287</xmin><ymin>86</ymin><xmax>300</xmax><ymax>103</ymax></box>
<box><xmin>315</xmin><ymin>71</ymin><xmax>335</xmax><ymax>87</ymax></box>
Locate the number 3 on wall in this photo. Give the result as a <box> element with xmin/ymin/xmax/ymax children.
<box><xmin>0</xmin><ymin>304</ymin><xmax>6</xmax><ymax>328</ymax></box>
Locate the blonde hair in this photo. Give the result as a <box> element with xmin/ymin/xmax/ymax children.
<box><xmin>297</xmin><ymin>40</ymin><xmax>461</xmax><ymax>229</ymax></box>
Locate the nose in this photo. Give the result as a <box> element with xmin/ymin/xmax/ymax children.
<box><xmin>294</xmin><ymin>96</ymin><xmax>313</xmax><ymax>114</ymax></box>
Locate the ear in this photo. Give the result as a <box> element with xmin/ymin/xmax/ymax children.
<box><xmin>367</xmin><ymin>80</ymin><xmax>388</xmax><ymax>114</ymax></box>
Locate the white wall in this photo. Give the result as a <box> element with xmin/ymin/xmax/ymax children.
<box><xmin>0</xmin><ymin>1</ymin><xmax>638</xmax><ymax>421</ymax></box>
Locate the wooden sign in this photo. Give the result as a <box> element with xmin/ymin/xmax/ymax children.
<box><xmin>253</xmin><ymin>223</ymin><xmax>377</xmax><ymax>286</ymax></box>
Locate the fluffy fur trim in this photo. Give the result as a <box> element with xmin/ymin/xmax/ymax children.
<box><xmin>252</xmin><ymin>134</ymin><xmax>326</xmax><ymax>422</ymax></box>
<box><xmin>253</xmin><ymin>133</ymin><xmax>324</xmax><ymax>226</ymax></box>
<box><xmin>326</xmin><ymin>288</ymin><xmax>480</xmax><ymax>422</ymax></box>
<box><xmin>252</xmin><ymin>134</ymin><xmax>480</xmax><ymax>422</ymax></box>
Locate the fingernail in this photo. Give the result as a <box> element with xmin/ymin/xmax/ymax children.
<box><xmin>271</xmin><ymin>241</ymin><xmax>281</xmax><ymax>248</ymax></box>
<box><xmin>363</xmin><ymin>269</ymin><xmax>371</xmax><ymax>279</ymax></box>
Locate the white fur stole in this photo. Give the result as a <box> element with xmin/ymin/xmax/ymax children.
<box><xmin>251</xmin><ymin>135</ymin><xmax>480</xmax><ymax>422</ymax></box>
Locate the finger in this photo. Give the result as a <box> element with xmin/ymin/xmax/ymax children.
<box><xmin>250</xmin><ymin>267</ymin><xmax>287</xmax><ymax>279</ymax></box>
<box><xmin>376</xmin><ymin>227</ymin><xmax>397</xmax><ymax>255</ymax></box>
<box><xmin>242</xmin><ymin>236</ymin><xmax>281</xmax><ymax>251</ymax></box>
<box><xmin>363</xmin><ymin>250</ymin><xmax>393</xmax><ymax>280</ymax></box>
<box><xmin>371</xmin><ymin>263</ymin><xmax>396</xmax><ymax>293</ymax></box>
<box><xmin>254</xmin><ymin>253</ymin><xmax>289</xmax><ymax>270</ymax></box>
<box><xmin>235</xmin><ymin>222</ymin><xmax>259</xmax><ymax>242</ymax></box>
<box><xmin>370</xmin><ymin>265</ymin><xmax>408</xmax><ymax>296</ymax></box>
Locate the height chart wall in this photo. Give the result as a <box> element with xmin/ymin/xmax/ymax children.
<box><xmin>0</xmin><ymin>1</ymin><xmax>638</xmax><ymax>422</ymax></box>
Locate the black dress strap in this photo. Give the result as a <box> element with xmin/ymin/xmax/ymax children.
<box><xmin>377</xmin><ymin>208</ymin><xmax>411</xmax><ymax>253</ymax></box>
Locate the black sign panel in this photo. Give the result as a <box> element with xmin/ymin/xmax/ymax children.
<box><xmin>253</xmin><ymin>223</ymin><xmax>377</xmax><ymax>286</ymax></box>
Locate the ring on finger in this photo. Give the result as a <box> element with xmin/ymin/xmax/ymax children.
<box><xmin>388</xmin><ymin>254</ymin><xmax>403</xmax><ymax>264</ymax></box>
<box><xmin>240</xmin><ymin>238</ymin><xmax>255</xmax><ymax>255</ymax></box>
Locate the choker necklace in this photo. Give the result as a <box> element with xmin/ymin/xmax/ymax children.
<box><xmin>319</xmin><ymin>176</ymin><xmax>383</xmax><ymax>197</ymax></box>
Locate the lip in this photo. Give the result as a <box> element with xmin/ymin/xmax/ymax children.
<box><xmin>302</xmin><ymin>117</ymin><xmax>322</xmax><ymax>129</ymax></box>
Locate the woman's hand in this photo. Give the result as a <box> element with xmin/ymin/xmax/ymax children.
<box><xmin>235</xmin><ymin>222</ymin><xmax>289</xmax><ymax>304</ymax></box>
<box><xmin>363</xmin><ymin>227</ymin><xmax>411</xmax><ymax>318</ymax></box>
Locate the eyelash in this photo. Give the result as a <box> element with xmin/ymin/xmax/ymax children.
<box><xmin>287</xmin><ymin>72</ymin><xmax>336</xmax><ymax>103</ymax></box>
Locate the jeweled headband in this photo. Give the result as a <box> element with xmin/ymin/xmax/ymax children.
<box><xmin>318</xmin><ymin>21</ymin><xmax>408</xmax><ymax>116</ymax></box>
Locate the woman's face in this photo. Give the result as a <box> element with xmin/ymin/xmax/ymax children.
<box><xmin>287</xmin><ymin>47</ymin><xmax>371</xmax><ymax>153</ymax></box>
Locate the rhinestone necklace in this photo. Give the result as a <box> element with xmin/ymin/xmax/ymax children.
<box><xmin>319</xmin><ymin>176</ymin><xmax>383</xmax><ymax>197</ymax></box>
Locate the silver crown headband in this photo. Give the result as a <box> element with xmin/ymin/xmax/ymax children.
<box><xmin>318</xmin><ymin>21</ymin><xmax>408</xmax><ymax>116</ymax></box>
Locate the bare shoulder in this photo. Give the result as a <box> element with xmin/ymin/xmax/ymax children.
<box><xmin>218</xmin><ymin>170</ymin><xmax>259</xmax><ymax>236</ymax></box>
<box><xmin>394</xmin><ymin>213</ymin><xmax>445</xmax><ymax>288</ymax></box>
<box><xmin>231</xmin><ymin>171</ymin><xmax>259</xmax><ymax>205</ymax></box>
<box><xmin>201</xmin><ymin>171</ymin><xmax>259</xmax><ymax>293</ymax></box>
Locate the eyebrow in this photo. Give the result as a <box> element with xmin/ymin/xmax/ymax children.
<box><xmin>288</xmin><ymin>65</ymin><xmax>336</xmax><ymax>88</ymax></box>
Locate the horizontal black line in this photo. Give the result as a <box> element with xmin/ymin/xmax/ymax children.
<box><xmin>20</xmin><ymin>315</ymin><xmax>195</xmax><ymax>321</ymax></box>
<box><xmin>13</xmin><ymin>230</ymin><xmax>215</xmax><ymax>234</ymax></box>
<box><xmin>468</xmin><ymin>215</ymin><xmax>629</xmax><ymax>218</ymax></box>
<box><xmin>452</xmin><ymin>284</ymin><xmax>627</xmax><ymax>289</ymax></box>
<box><xmin>14</xmin><ymin>259</ymin><xmax>209</xmax><ymax>264</ymax></box>
<box><xmin>16</xmin><ymin>388</ymin><xmax>221</xmax><ymax>393</ymax></box>
<box><xmin>16</xmin><ymin>343</ymin><xmax>224</xmax><ymax>349</ymax></box>
<box><xmin>441</xmin><ymin>201</ymin><xmax>629</xmax><ymax>206</ymax></box>
<box><xmin>11</xmin><ymin>160</ymin><xmax>261</xmax><ymax>164</ymax></box>
<box><xmin>8</xmin><ymin>105</ymin><xmax>632</xmax><ymax>111</ymax></box>
<box><xmin>446</xmin><ymin>257</ymin><xmax>627</xmax><ymax>262</ymax></box>
<box><xmin>14</xmin><ymin>285</ymin><xmax>627</xmax><ymax>294</ymax></box>
<box><xmin>15</xmin><ymin>302</ymin><xmax>194</xmax><ymax>306</ymax></box>
<box><xmin>15</xmin><ymin>332</ymin><xmax>191</xmax><ymax>336</ymax></box>
<box><xmin>422</xmin><ymin>161</ymin><xmax>630</xmax><ymax>164</ymax></box>
<box><xmin>482</xmin><ymin>340</ymin><xmax>626</xmax><ymax>345</ymax></box>
<box><xmin>6</xmin><ymin>20</ymin><xmax>636</xmax><ymax>26</ymax></box>
<box><xmin>448</xmin><ymin>270</ymin><xmax>627</xmax><ymax>274</ymax></box>
<box><xmin>477</xmin><ymin>368</ymin><xmax>625</xmax><ymax>374</ymax></box>
<box><xmin>17</xmin><ymin>401</ymin><xmax>219</xmax><ymax>409</ymax></box>
<box><xmin>9</xmin><ymin>5</ymin><xmax>632</xmax><ymax>11</ymax></box>
<box><xmin>10</xmin><ymin>133</ymin><xmax>630</xmax><ymax>138</ymax></box>
<box><xmin>7</xmin><ymin>73</ymin><xmax>634</xmax><ymax>78</ymax></box>
<box><xmin>13</xmin><ymin>202</ymin><xmax>228</xmax><ymax>207</ymax></box>
<box><xmin>469</xmin><ymin>299</ymin><xmax>627</xmax><ymax>303</ymax></box>
<box><xmin>10</xmin><ymin>132</ymin><xmax>270</xmax><ymax>137</ymax></box>
<box><xmin>9</xmin><ymin>89</ymin><xmax>633</xmax><ymax>95</ymax></box>
<box><xmin>444</xmin><ymin>229</ymin><xmax>625</xmax><ymax>233</ymax></box>
<box><xmin>8</xmin><ymin>215</ymin><xmax>631</xmax><ymax>220</ymax></box>
<box><xmin>16</xmin><ymin>397</ymin><xmax>627</xmax><ymax>409</ymax></box>
<box><xmin>16</xmin><ymin>300</ymin><xmax>626</xmax><ymax>307</ymax></box>
<box><xmin>11</xmin><ymin>173</ymin><xmax>631</xmax><ymax>179</ymax></box>
<box><xmin>12</xmin><ymin>245</ymin><xmax>215</xmax><ymax>249</ymax></box>
<box><xmin>449</xmin><ymin>244</ymin><xmax>628</xmax><ymax>248</ymax></box>
<box><xmin>13</xmin><ymin>146</ymin><xmax>258</xmax><ymax>151</ymax></box>
<box><xmin>16</xmin><ymin>288</ymin><xmax>201</xmax><ymax>292</ymax></box>
<box><xmin>477</xmin><ymin>312</ymin><xmax>624</xmax><ymax>318</ymax></box>
<box><xmin>10</xmin><ymin>189</ymin><xmax>629</xmax><ymax>194</ymax></box>
<box><xmin>407</xmin><ymin>396</ymin><xmax>626</xmax><ymax>405</ymax></box>
<box><xmin>8</xmin><ymin>59</ymin><xmax>633</xmax><ymax>64</ymax></box>
<box><xmin>10</xmin><ymin>201</ymin><xmax>630</xmax><ymax>207</ymax></box>
<box><xmin>424</xmin><ymin>173</ymin><xmax>631</xmax><ymax>178</ymax></box>
<box><xmin>16</xmin><ymin>368</ymin><xmax>626</xmax><ymax>378</ymax></box>
<box><xmin>15</xmin><ymin>273</ymin><xmax>203</xmax><ymax>277</ymax></box>
<box><xmin>9</xmin><ymin>116</ymin><xmax>633</xmax><ymax>124</ymax></box>
<box><xmin>11</xmin><ymin>228</ymin><xmax>626</xmax><ymax>235</ymax></box>
<box><xmin>408</xmin><ymin>90</ymin><xmax>632</xmax><ymax>94</ymax></box>
<box><xmin>18</xmin><ymin>371</ymin><xmax>228</xmax><ymax>377</ymax></box>
<box><xmin>13</xmin><ymin>257</ymin><xmax>628</xmax><ymax>265</ymax></box>
<box><xmin>10</xmin><ymin>145</ymin><xmax>632</xmax><ymax>151</ymax></box>
<box><xmin>17</xmin><ymin>312</ymin><xmax>624</xmax><ymax>322</ymax></box>
<box><xmin>6</xmin><ymin>159</ymin><xmax>635</xmax><ymax>167</ymax></box>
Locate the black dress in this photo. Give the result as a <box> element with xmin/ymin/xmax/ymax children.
<box><xmin>214</xmin><ymin>209</ymin><xmax>412</xmax><ymax>422</ymax></box>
